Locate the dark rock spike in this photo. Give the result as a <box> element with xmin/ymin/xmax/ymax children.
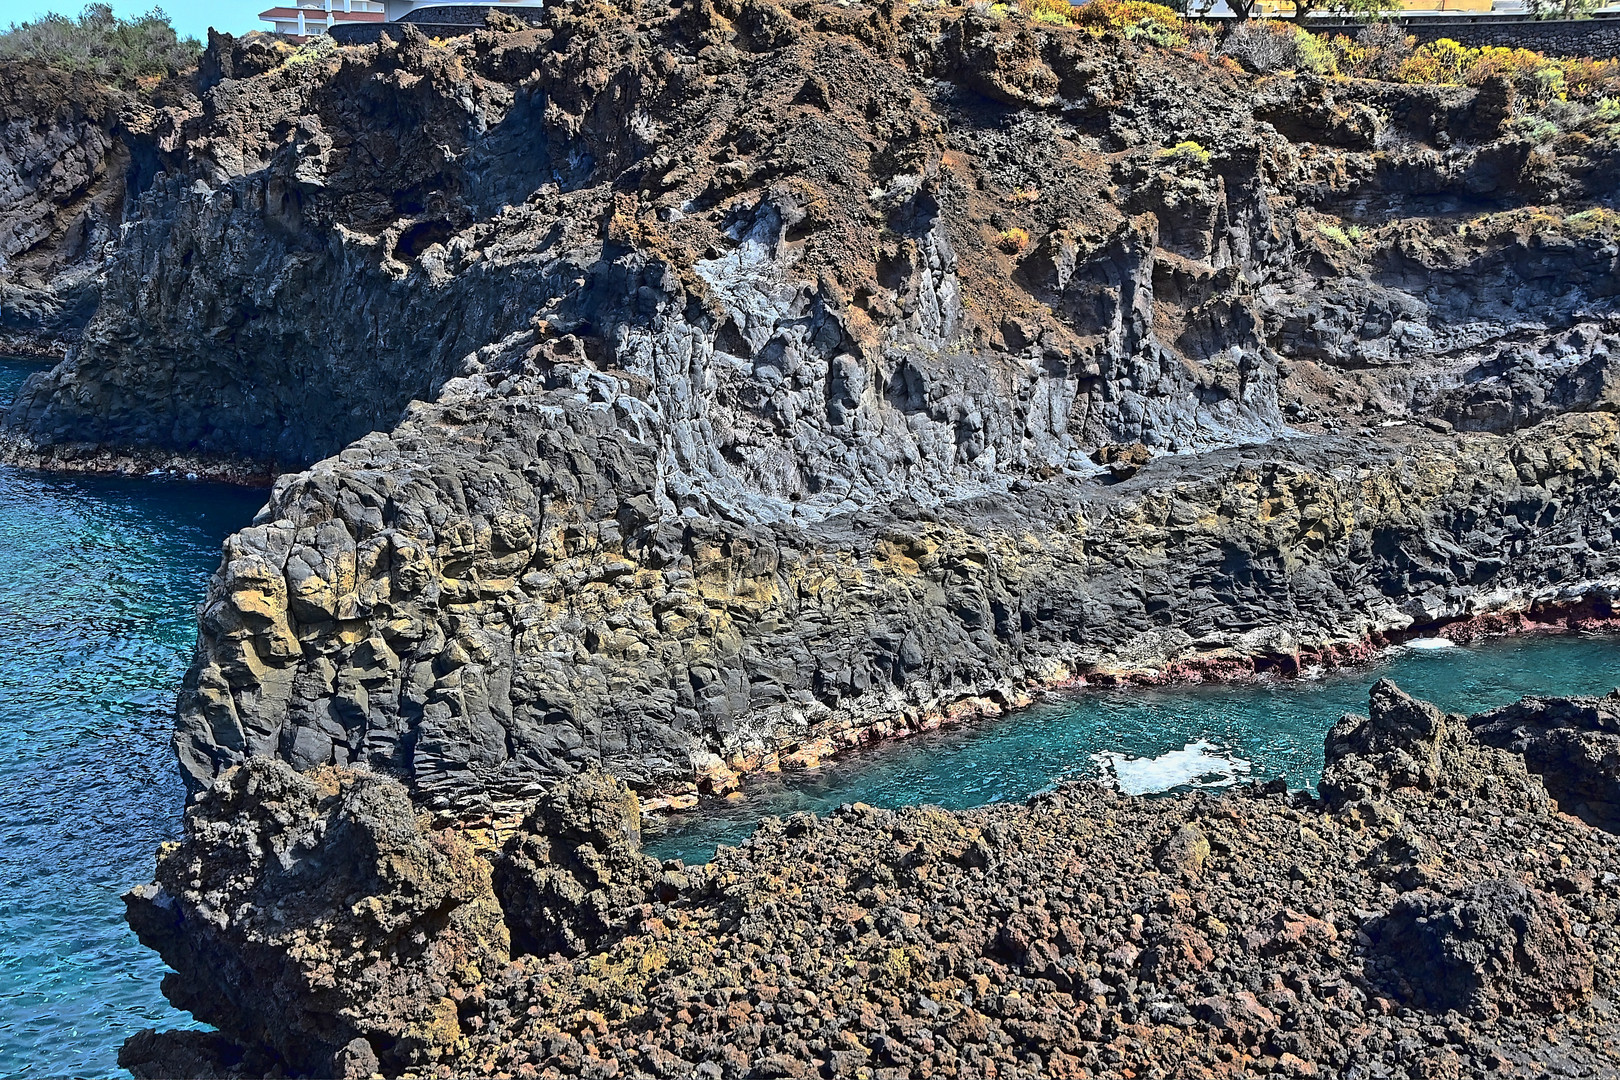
<box><xmin>1320</xmin><ymin>678</ymin><xmax>1447</xmax><ymax>809</ymax></box>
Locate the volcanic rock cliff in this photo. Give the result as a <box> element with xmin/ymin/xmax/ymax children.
<box><xmin>0</xmin><ymin>61</ymin><xmax>193</xmax><ymax>355</ymax></box>
<box><xmin>3</xmin><ymin>2</ymin><xmax>1619</xmax><ymax>811</ymax></box>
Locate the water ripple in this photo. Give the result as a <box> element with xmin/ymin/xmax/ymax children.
<box><xmin>647</xmin><ymin>634</ymin><xmax>1620</xmax><ymax>865</ymax></box>
<box><xmin>1</xmin><ymin>357</ymin><xmax>264</xmax><ymax>1079</ymax></box>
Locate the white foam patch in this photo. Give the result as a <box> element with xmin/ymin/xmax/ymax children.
<box><xmin>1092</xmin><ymin>739</ymin><xmax>1253</xmax><ymax>796</ymax></box>
<box><xmin>1405</xmin><ymin>637</ymin><xmax>1459</xmax><ymax>650</ymax></box>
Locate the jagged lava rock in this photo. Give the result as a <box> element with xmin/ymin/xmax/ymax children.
<box><xmin>1366</xmin><ymin>876</ymin><xmax>1595</xmax><ymax>1019</ymax></box>
<box><xmin>124</xmin><ymin>683</ymin><xmax>1620</xmax><ymax>1079</ymax></box>
<box><xmin>121</xmin><ymin>758</ymin><xmax>509</xmax><ymax>1078</ymax></box>
<box><xmin>1470</xmin><ymin>689</ymin><xmax>1620</xmax><ymax>829</ymax></box>
<box><xmin>1319</xmin><ymin>677</ymin><xmax>1447</xmax><ymax>807</ymax></box>
<box><xmin>492</xmin><ymin>770</ymin><xmax>675</xmax><ymax>958</ymax></box>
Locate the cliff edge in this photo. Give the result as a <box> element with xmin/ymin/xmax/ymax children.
<box><xmin>3</xmin><ymin>3</ymin><xmax>1618</xmax><ymax>810</ymax></box>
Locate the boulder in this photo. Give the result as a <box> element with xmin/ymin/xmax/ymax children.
<box><xmin>122</xmin><ymin>758</ymin><xmax>509</xmax><ymax>1077</ymax></box>
<box><xmin>1470</xmin><ymin>691</ymin><xmax>1620</xmax><ymax>831</ymax></box>
<box><xmin>1366</xmin><ymin>877</ymin><xmax>1594</xmax><ymax>1018</ymax></box>
<box><xmin>492</xmin><ymin>770</ymin><xmax>671</xmax><ymax>958</ymax></box>
<box><xmin>1319</xmin><ymin>679</ymin><xmax>1447</xmax><ymax>808</ymax></box>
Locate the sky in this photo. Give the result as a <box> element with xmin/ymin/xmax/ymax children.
<box><xmin>3</xmin><ymin>0</ymin><xmax>262</xmax><ymax>42</ymax></box>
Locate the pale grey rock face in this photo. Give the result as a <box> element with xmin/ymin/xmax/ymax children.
<box><xmin>170</xmin><ymin>328</ymin><xmax>1620</xmax><ymax>815</ymax></box>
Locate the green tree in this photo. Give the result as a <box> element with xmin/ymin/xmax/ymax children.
<box><xmin>0</xmin><ymin>4</ymin><xmax>201</xmax><ymax>88</ymax></box>
<box><xmin>1526</xmin><ymin>0</ymin><xmax>1603</xmax><ymax>18</ymax></box>
<box><xmin>1292</xmin><ymin>0</ymin><xmax>1403</xmax><ymax>23</ymax></box>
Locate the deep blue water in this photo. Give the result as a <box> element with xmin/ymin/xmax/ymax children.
<box><xmin>646</xmin><ymin>633</ymin><xmax>1620</xmax><ymax>864</ymax></box>
<box><xmin>0</xmin><ymin>356</ymin><xmax>265</xmax><ymax>1078</ymax></box>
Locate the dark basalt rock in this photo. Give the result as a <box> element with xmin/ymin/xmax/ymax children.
<box><xmin>122</xmin><ymin>685</ymin><xmax>1620</xmax><ymax>1079</ymax></box>
<box><xmin>122</xmin><ymin>758</ymin><xmax>509</xmax><ymax>1079</ymax></box>
<box><xmin>1319</xmin><ymin>678</ymin><xmax>1448</xmax><ymax>808</ymax></box>
<box><xmin>1470</xmin><ymin>690</ymin><xmax>1620</xmax><ymax>830</ymax></box>
<box><xmin>117</xmin><ymin>1030</ymin><xmax>251</xmax><ymax>1080</ymax></box>
<box><xmin>1366</xmin><ymin>877</ymin><xmax>1595</xmax><ymax>1018</ymax></box>
<box><xmin>0</xmin><ymin>62</ymin><xmax>193</xmax><ymax>355</ymax></box>
<box><xmin>491</xmin><ymin>770</ymin><xmax>671</xmax><ymax>958</ymax></box>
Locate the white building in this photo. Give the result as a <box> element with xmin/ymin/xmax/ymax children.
<box><xmin>259</xmin><ymin>0</ymin><xmax>544</xmax><ymax>37</ymax></box>
<box><xmin>380</xmin><ymin>0</ymin><xmax>539</xmax><ymax>17</ymax></box>
<box><xmin>257</xmin><ymin>0</ymin><xmax>386</xmax><ymax>39</ymax></box>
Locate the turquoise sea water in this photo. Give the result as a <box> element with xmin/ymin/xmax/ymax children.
<box><xmin>646</xmin><ymin>633</ymin><xmax>1620</xmax><ymax>864</ymax></box>
<box><xmin>0</xmin><ymin>356</ymin><xmax>265</xmax><ymax>1078</ymax></box>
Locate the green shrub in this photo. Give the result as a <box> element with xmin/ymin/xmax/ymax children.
<box><xmin>1316</xmin><ymin>221</ymin><xmax>1352</xmax><ymax>247</ymax></box>
<box><xmin>0</xmin><ymin>3</ymin><xmax>200</xmax><ymax>88</ymax></box>
<box><xmin>1562</xmin><ymin>208</ymin><xmax>1618</xmax><ymax>235</ymax></box>
<box><xmin>1068</xmin><ymin>1</ymin><xmax>1189</xmax><ymax>48</ymax></box>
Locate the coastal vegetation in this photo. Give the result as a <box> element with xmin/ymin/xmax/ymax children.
<box><xmin>0</xmin><ymin>3</ymin><xmax>199</xmax><ymax>89</ymax></box>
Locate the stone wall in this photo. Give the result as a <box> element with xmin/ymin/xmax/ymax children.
<box><xmin>1295</xmin><ymin>13</ymin><xmax>1620</xmax><ymax>58</ymax></box>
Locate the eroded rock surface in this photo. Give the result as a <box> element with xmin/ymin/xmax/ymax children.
<box><xmin>0</xmin><ymin>62</ymin><xmax>192</xmax><ymax>355</ymax></box>
<box><xmin>3</xmin><ymin>5</ymin><xmax>1620</xmax><ymax>806</ymax></box>
<box><xmin>121</xmin><ymin>758</ymin><xmax>509</xmax><ymax>1078</ymax></box>
<box><xmin>124</xmin><ymin>684</ymin><xmax>1620</xmax><ymax>1078</ymax></box>
<box><xmin>492</xmin><ymin>770</ymin><xmax>673</xmax><ymax>958</ymax></box>
<box><xmin>1471</xmin><ymin>689</ymin><xmax>1620</xmax><ymax>829</ymax></box>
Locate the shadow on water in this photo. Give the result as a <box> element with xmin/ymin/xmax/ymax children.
<box><xmin>645</xmin><ymin>633</ymin><xmax>1620</xmax><ymax>866</ymax></box>
<box><xmin>0</xmin><ymin>356</ymin><xmax>266</xmax><ymax>1078</ymax></box>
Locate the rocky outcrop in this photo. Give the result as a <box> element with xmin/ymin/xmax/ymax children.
<box><xmin>169</xmin><ymin>392</ymin><xmax>1620</xmax><ymax>815</ymax></box>
<box><xmin>5</xmin><ymin>4</ymin><xmax>1620</xmax><ymax>806</ymax></box>
<box><xmin>123</xmin><ymin>684</ymin><xmax>1620</xmax><ymax>1078</ymax></box>
<box><xmin>1367</xmin><ymin>877</ymin><xmax>1595</xmax><ymax>1018</ymax></box>
<box><xmin>1470</xmin><ymin>689</ymin><xmax>1620</xmax><ymax>829</ymax></box>
<box><xmin>1319</xmin><ymin>677</ymin><xmax>1447</xmax><ymax>807</ymax></box>
<box><xmin>121</xmin><ymin>758</ymin><xmax>509</xmax><ymax>1078</ymax></box>
<box><xmin>491</xmin><ymin>770</ymin><xmax>674</xmax><ymax>958</ymax></box>
<box><xmin>0</xmin><ymin>62</ymin><xmax>193</xmax><ymax>355</ymax></box>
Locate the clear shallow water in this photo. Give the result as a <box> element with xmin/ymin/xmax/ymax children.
<box><xmin>646</xmin><ymin>633</ymin><xmax>1620</xmax><ymax>864</ymax></box>
<box><xmin>0</xmin><ymin>355</ymin><xmax>265</xmax><ymax>1077</ymax></box>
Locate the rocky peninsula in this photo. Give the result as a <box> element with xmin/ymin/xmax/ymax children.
<box><xmin>1</xmin><ymin>0</ymin><xmax>1619</xmax><ymax>1074</ymax></box>
<box><xmin>7</xmin><ymin>0</ymin><xmax>1619</xmax><ymax>815</ymax></box>
<box><xmin>119</xmin><ymin>681</ymin><xmax>1620</xmax><ymax>1078</ymax></box>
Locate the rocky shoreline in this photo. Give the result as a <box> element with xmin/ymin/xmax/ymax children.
<box><xmin>163</xmin><ymin>405</ymin><xmax>1620</xmax><ymax>821</ymax></box>
<box><xmin>119</xmin><ymin>680</ymin><xmax>1620</xmax><ymax>1079</ymax></box>
<box><xmin>2</xmin><ymin>3</ymin><xmax>1618</xmax><ymax>817</ymax></box>
<box><xmin>2</xmin><ymin>2</ymin><xmax>1620</xmax><ymax>1074</ymax></box>
<box><xmin>0</xmin><ymin>430</ymin><xmax>278</xmax><ymax>485</ymax></box>
<box><xmin>646</xmin><ymin>601</ymin><xmax>1620</xmax><ymax>814</ymax></box>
